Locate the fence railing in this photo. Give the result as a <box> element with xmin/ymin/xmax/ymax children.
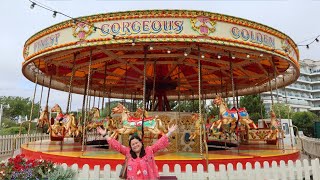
<box><xmin>57</xmin><ymin>158</ymin><xmax>320</xmax><ymax>180</ymax></box>
<box><xmin>0</xmin><ymin>133</ymin><xmax>98</xmax><ymax>158</ymax></box>
<box><xmin>297</xmin><ymin>135</ymin><xmax>320</xmax><ymax>158</ymax></box>
<box><xmin>0</xmin><ymin>133</ymin><xmax>50</xmax><ymax>158</ymax></box>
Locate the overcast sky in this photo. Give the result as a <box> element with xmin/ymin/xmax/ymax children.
<box><xmin>1</xmin><ymin>0</ymin><xmax>320</xmax><ymax>112</ymax></box>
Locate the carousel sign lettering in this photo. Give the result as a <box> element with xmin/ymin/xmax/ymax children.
<box><xmin>33</xmin><ymin>33</ymin><xmax>60</xmax><ymax>53</ymax></box>
<box><xmin>230</xmin><ymin>27</ymin><xmax>275</xmax><ymax>48</ymax></box>
<box><xmin>99</xmin><ymin>19</ymin><xmax>184</xmax><ymax>36</ymax></box>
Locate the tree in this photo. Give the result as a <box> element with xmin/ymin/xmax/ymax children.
<box><xmin>0</xmin><ymin>96</ymin><xmax>40</xmax><ymax>120</ymax></box>
<box><xmin>1</xmin><ymin>118</ymin><xmax>17</xmax><ymax>128</ymax></box>
<box><xmin>206</xmin><ymin>101</ymin><xmax>219</xmax><ymax>117</ymax></box>
<box><xmin>271</xmin><ymin>103</ymin><xmax>293</xmax><ymax>119</ymax></box>
<box><xmin>0</xmin><ymin>127</ymin><xmax>27</xmax><ymax>135</ymax></box>
<box><xmin>169</xmin><ymin>99</ymin><xmax>220</xmax><ymax>122</ymax></box>
<box><xmin>292</xmin><ymin>111</ymin><xmax>319</xmax><ymax>137</ymax></box>
<box><xmin>170</xmin><ymin>100</ymin><xmax>207</xmax><ymax>113</ymax></box>
<box><xmin>240</xmin><ymin>95</ymin><xmax>266</xmax><ymax>122</ymax></box>
<box><xmin>101</xmin><ymin>100</ymin><xmax>134</xmax><ymax>117</ymax></box>
<box><xmin>0</xmin><ymin>117</ymin><xmax>42</xmax><ymax>135</ymax></box>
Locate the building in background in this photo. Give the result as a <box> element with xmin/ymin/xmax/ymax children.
<box><xmin>261</xmin><ymin>59</ymin><xmax>320</xmax><ymax>115</ymax></box>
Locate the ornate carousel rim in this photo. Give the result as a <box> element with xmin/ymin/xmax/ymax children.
<box><xmin>22</xmin><ymin>9</ymin><xmax>300</xmax><ymax>99</ymax></box>
<box><xmin>24</xmin><ymin>9</ymin><xmax>298</xmax><ymax>52</ymax></box>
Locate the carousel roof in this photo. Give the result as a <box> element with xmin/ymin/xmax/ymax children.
<box><xmin>22</xmin><ymin>10</ymin><xmax>300</xmax><ymax>100</ymax></box>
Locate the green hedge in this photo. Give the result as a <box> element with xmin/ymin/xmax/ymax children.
<box><xmin>0</xmin><ymin>127</ymin><xmax>27</xmax><ymax>135</ymax></box>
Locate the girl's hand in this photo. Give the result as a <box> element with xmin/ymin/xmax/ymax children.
<box><xmin>97</xmin><ymin>126</ymin><xmax>107</xmax><ymax>136</ymax></box>
<box><xmin>168</xmin><ymin>124</ymin><xmax>178</xmax><ymax>134</ymax></box>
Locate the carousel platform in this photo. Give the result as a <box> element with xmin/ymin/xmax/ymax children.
<box><xmin>21</xmin><ymin>138</ymin><xmax>300</xmax><ymax>171</ymax></box>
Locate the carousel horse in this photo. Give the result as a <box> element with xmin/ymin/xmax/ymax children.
<box><xmin>104</xmin><ymin>116</ymin><xmax>119</xmax><ymax>136</ymax></box>
<box><xmin>209</xmin><ymin>117</ymin><xmax>222</xmax><ymax>131</ymax></box>
<box><xmin>49</xmin><ymin>123</ymin><xmax>65</xmax><ymax>137</ymax></box>
<box><xmin>37</xmin><ymin>106</ymin><xmax>50</xmax><ymax>128</ymax></box>
<box><xmin>189</xmin><ymin>113</ymin><xmax>205</xmax><ymax>140</ymax></box>
<box><xmin>266</xmin><ymin>110</ymin><xmax>285</xmax><ymax>140</ymax></box>
<box><xmin>68</xmin><ymin>115</ymin><xmax>82</xmax><ymax>137</ymax></box>
<box><xmin>86</xmin><ymin>107</ymin><xmax>108</xmax><ymax>131</ymax></box>
<box><xmin>50</xmin><ymin>104</ymin><xmax>81</xmax><ymax>137</ymax></box>
<box><xmin>213</xmin><ymin>96</ymin><xmax>257</xmax><ymax>130</ymax></box>
<box><xmin>209</xmin><ymin>119</ymin><xmax>224</xmax><ymax>138</ymax></box>
<box><xmin>111</xmin><ymin>103</ymin><xmax>166</xmax><ymax>138</ymax></box>
<box><xmin>135</xmin><ymin>107</ymin><xmax>168</xmax><ymax>134</ymax></box>
<box><xmin>132</xmin><ymin>108</ymin><xmax>149</xmax><ymax>118</ymax></box>
<box><xmin>213</xmin><ymin>96</ymin><xmax>237</xmax><ymax>131</ymax></box>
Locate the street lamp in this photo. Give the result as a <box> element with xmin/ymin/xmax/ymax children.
<box><xmin>0</xmin><ymin>104</ymin><xmax>10</xmax><ymax>127</ymax></box>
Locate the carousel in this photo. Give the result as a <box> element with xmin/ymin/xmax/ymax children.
<box><xmin>21</xmin><ymin>10</ymin><xmax>300</xmax><ymax>171</ymax></box>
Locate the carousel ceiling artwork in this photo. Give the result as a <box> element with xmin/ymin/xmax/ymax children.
<box><xmin>22</xmin><ymin>10</ymin><xmax>300</xmax><ymax>100</ymax></box>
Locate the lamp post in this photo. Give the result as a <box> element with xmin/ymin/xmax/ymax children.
<box><xmin>0</xmin><ymin>104</ymin><xmax>10</xmax><ymax>127</ymax></box>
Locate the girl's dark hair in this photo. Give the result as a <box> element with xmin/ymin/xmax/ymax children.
<box><xmin>129</xmin><ymin>135</ymin><xmax>146</xmax><ymax>159</ymax></box>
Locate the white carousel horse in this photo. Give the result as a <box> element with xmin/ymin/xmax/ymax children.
<box><xmin>110</xmin><ymin>103</ymin><xmax>166</xmax><ymax>138</ymax></box>
<box><xmin>50</xmin><ymin>104</ymin><xmax>81</xmax><ymax>137</ymax></box>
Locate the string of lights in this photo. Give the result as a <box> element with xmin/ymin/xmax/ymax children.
<box><xmin>29</xmin><ymin>0</ymin><xmax>103</xmax><ymax>33</ymax></box>
<box><xmin>29</xmin><ymin>0</ymin><xmax>319</xmax><ymax>49</ymax></box>
<box><xmin>297</xmin><ymin>35</ymin><xmax>320</xmax><ymax>49</ymax></box>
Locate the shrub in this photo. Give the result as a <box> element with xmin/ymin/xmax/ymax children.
<box><xmin>0</xmin><ymin>154</ymin><xmax>76</xmax><ymax>180</ymax></box>
<box><xmin>0</xmin><ymin>118</ymin><xmax>18</xmax><ymax>129</ymax></box>
<box><xmin>0</xmin><ymin>127</ymin><xmax>27</xmax><ymax>135</ymax></box>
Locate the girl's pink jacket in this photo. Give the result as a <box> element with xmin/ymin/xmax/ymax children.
<box><xmin>107</xmin><ymin>135</ymin><xmax>169</xmax><ymax>180</ymax></box>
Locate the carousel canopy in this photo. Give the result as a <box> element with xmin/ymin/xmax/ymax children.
<box><xmin>22</xmin><ymin>10</ymin><xmax>299</xmax><ymax>100</ymax></box>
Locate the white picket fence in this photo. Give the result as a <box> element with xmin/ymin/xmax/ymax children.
<box><xmin>57</xmin><ymin>158</ymin><xmax>320</xmax><ymax>180</ymax></box>
<box><xmin>0</xmin><ymin>133</ymin><xmax>50</xmax><ymax>158</ymax></box>
<box><xmin>0</xmin><ymin>133</ymin><xmax>98</xmax><ymax>158</ymax></box>
<box><xmin>1</xmin><ymin>133</ymin><xmax>319</xmax><ymax>179</ymax></box>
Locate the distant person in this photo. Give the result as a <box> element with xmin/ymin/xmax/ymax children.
<box><xmin>97</xmin><ymin>124</ymin><xmax>177</xmax><ymax>180</ymax></box>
